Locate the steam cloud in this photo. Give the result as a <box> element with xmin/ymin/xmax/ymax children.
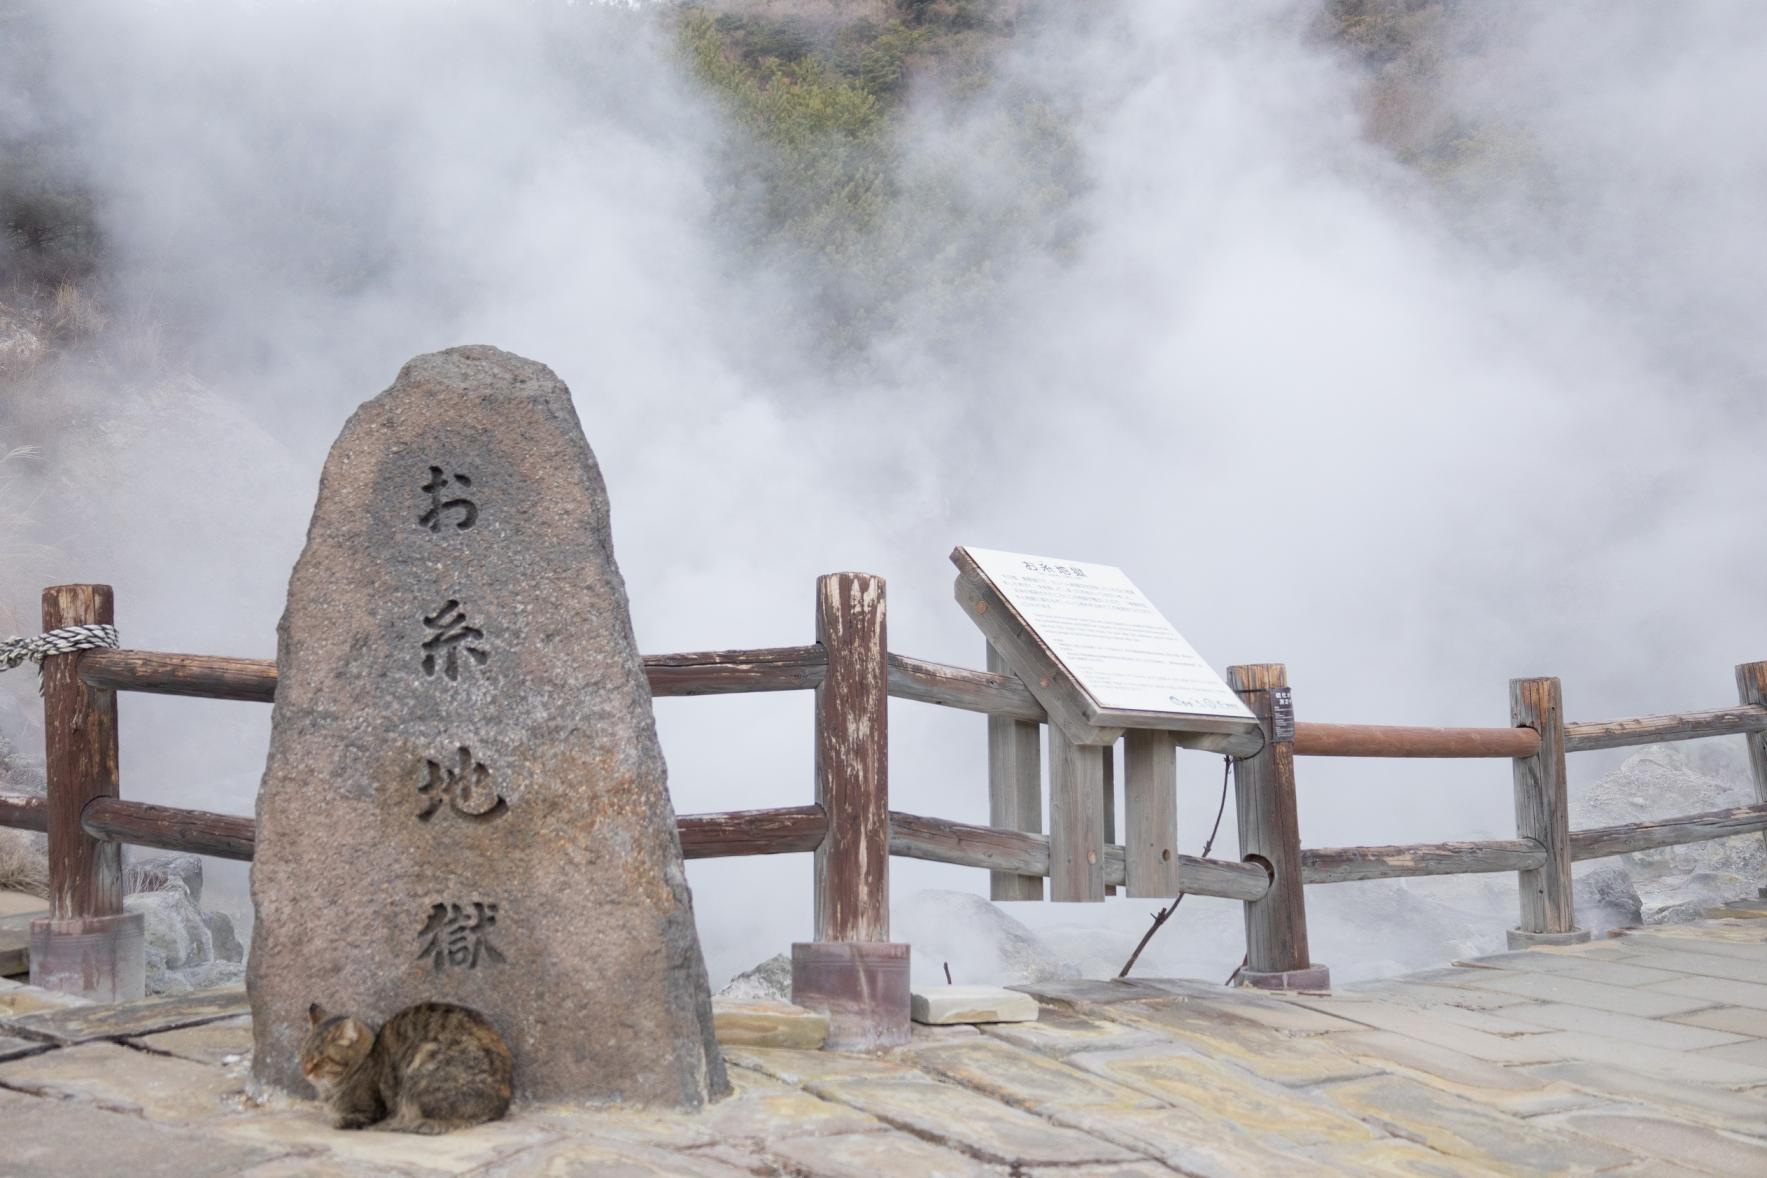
<box><xmin>3</xmin><ymin>0</ymin><xmax>1763</xmax><ymax>983</ymax></box>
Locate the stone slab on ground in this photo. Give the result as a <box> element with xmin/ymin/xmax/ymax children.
<box><xmin>0</xmin><ymin>1087</ymin><xmax>277</xmax><ymax>1178</ymax></box>
<box><xmin>0</xmin><ymin>922</ymin><xmax>29</xmax><ymax>976</ymax></box>
<box><xmin>1668</xmin><ymin>1003</ymin><xmax>1767</xmax><ymax>1039</ymax></box>
<box><xmin>0</xmin><ymin>915</ymin><xmax>1761</xmax><ymax>1175</ymax></box>
<box><xmin>248</xmin><ymin>345</ymin><xmax>725</xmax><ymax>1107</ymax></box>
<box><xmin>1644</xmin><ymin>972</ymin><xmax>1767</xmax><ymax>1011</ymax></box>
<box><xmin>712</xmin><ymin>998</ymin><xmax>828</xmax><ymax>1049</ymax></box>
<box><xmin>131</xmin><ymin>1013</ymin><xmax>254</xmax><ymax>1067</ymax></box>
<box><xmin>912</xmin><ymin>984</ymin><xmax>1039</xmax><ymax>1025</ymax></box>
<box><xmin>3</xmin><ymin>982</ymin><xmax>246</xmax><ymax>1043</ymax></box>
<box><xmin>1450</xmin><ymin>968</ymin><xmax>1719</xmax><ymax>1017</ymax></box>
<box><xmin>0</xmin><ymin>1031</ymin><xmax>48</xmax><ymax>1060</ymax></box>
<box><xmin>0</xmin><ymin>1040</ymin><xmax>248</xmax><ymax>1124</ymax></box>
<box><xmin>764</xmin><ymin>1130</ymin><xmax>1008</xmax><ymax>1177</ymax></box>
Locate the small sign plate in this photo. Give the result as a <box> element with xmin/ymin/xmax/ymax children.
<box><xmin>958</xmin><ymin>546</ymin><xmax>1253</xmax><ymax>723</ymax></box>
<box><xmin>1270</xmin><ymin>687</ymin><xmax>1295</xmax><ymax>742</ymax></box>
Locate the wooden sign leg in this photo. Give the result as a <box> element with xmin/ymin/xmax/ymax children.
<box><xmin>1227</xmin><ymin>664</ymin><xmax>1327</xmax><ymax>989</ymax></box>
<box><xmin>29</xmin><ymin>584</ymin><xmax>145</xmax><ymax>1001</ymax></box>
<box><xmin>987</xmin><ymin>644</ymin><xmax>1043</xmax><ymax>901</ymax></box>
<box><xmin>1048</xmin><ymin>728</ymin><xmax>1106</xmax><ymax>902</ymax></box>
<box><xmin>1508</xmin><ymin>676</ymin><xmax>1589</xmax><ymax>947</ymax></box>
<box><xmin>1122</xmin><ymin>730</ymin><xmax>1180</xmax><ymax>897</ymax></box>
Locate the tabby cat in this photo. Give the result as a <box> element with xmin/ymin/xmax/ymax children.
<box><xmin>299</xmin><ymin>1001</ymin><xmax>514</xmax><ymax>1134</ymax></box>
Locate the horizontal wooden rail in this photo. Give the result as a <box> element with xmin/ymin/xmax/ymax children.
<box><xmin>1292</xmin><ymin>723</ymin><xmax>1540</xmax><ymax>759</ymax></box>
<box><xmin>1563</xmin><ymin>706</ymin><xmax>1767</xmax><ymax>752</ymax></box>
<box><xmin>82</xmin><ymin>797</ymin><xmax>255</xmax><ymax>859</ymax></box>
<box><xmin>1302</xmin><ymin>838</ymin><xmax>1546</xmax><ymax>883</ymax></box>
<box><xmin>887</xmin><ymin>653</ymin><xmax>1043</xmax><ymax>721</ymax></box>
<box><xmin>78</xmin><ymin>647</ymin><xmax>833</xmax><ymax>704</ymax></box>
<box><xmin>0</xmin><ymin>793</ymin><xmax>830</xmax><ymax>864</ymax></box>
<box><xmin>887</xmin><ymin>810</ymin><xmax>1271</xmax><ymax>902</ymax></box>
<box><xmin>1570</xmin><ymin>802</ymin><xmax>1767</xmax><ymax>860</ymax></box>
<box><xmin>0</xmin><ymin>792</ymin><xmax>47</xmax><ymax>833</ymax></box>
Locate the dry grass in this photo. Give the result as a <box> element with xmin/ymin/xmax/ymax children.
<box><xmin>0</xmin><ymin>830</ymin><xmax>48</xmax><ymax>898</ymax></box>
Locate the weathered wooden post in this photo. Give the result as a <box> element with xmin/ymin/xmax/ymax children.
<box><xmin>1735</xmin><ymin>661</ymin><xmax>1767</xmax><ymax>895</ymax></box>
<box><xmin>987</xmin><ymin>642</ymin><xmax>1043</xmax><ymax>901</ymax></box>
<box><xmin>1047</xmin><ymin>728</ymin><xmax>1108</xmax><ymax>902</ymax></box>
<box><xmin>1226</xmin><ymin>664</ymin><xmax>1327</xmax><ymax>989</ymax></box>
<box><xmin>1508</xmin><ymin>676</ymin><xmax>1589</xmax><ymax>947</ymax></box>
<box><xmin>792</xmin><ymin>571</ymin><xmax>909</xmax><ymax>1049</ymax></box>
<box><xmin>1122</xmin><ymin>730</ymin><xmax>1181</xmax><ymax>897</ymax></box>
<box><xmin>30</xmin><ymin>584</ymin><xmax>145</xmax><ymax>1001</ymax></box>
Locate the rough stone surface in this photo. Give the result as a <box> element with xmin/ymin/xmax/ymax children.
<box><xmin>1574</xmin><ymin>864</ymin><xmax>1644</xmax><ymax>931</ymax></box>
<box><xmin>912</xmin><ymin>984</ymin><xmax>1039</xmax><ymax>1025</ymax></box>
<box><xmin>717</xmin><ymin>952</ymin><xmax>793</xmax><ymax>1003</ymax></box>
<box><xmin>126</xmin><ymin>854</ymin><xmax>205</xmax><ymax>905</ymax></box>
<box><xmin>247</xmin><ymin>346</ymin><xmax>726</xmax><ymax>1105</ymax></box>
<box><xmin>0</xmin><ymin>1087</ymin><xmax>275</xmax><ymax>1178</ymax></box>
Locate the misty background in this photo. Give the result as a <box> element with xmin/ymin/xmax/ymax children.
<box><xmin>2</xmin><ymin>0</ymin><xmax>1764</xmax><ymax>987</ymax></box>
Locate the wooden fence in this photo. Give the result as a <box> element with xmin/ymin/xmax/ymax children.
<box><xmin>3</xmin><ymin>578</ymin><xmax>1765</xmax><ymax>996</ymax></box>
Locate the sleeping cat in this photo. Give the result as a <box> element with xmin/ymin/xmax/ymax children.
<box><xmin>299</xmin><ymin>1001</ymin><xmax>514</xmax><ymax>1134</ymax></box>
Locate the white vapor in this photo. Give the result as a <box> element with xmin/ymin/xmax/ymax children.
<box><xmin>3</xmin><ymin>0</ymin><xmax>1764</xmax><ymax>984</ymax></box>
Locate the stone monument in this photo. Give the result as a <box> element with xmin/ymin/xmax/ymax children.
<box><xmin>248</xmin><ymin>346</ymin><xmax>728</xmax><ymax>1106</ymax></box>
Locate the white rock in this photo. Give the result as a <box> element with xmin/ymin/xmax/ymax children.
<box><xmin>910</xmin><ymin>985</ymin><xmax>1039</xmax><ymax>1025</ymax></box>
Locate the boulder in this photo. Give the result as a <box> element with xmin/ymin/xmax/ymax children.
<box><xmin>1572</xmin><ymin>865</ymin><xmax>1643</xmax><ymax>932</ymax></box>
<box><xmin>717</xmin><ymin>952</ymin><xmax>793</xmax><ymax>1003</ymax></box>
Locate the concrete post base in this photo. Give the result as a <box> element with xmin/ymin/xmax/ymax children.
<box><xmin>30</xmin><ymin>912</ymin><xmax>145</xmax><ymax>1002</ymax></box>
<box><xmin>1507</xmin><ymin>926</ymin><xmax>1592</xmax><ymax>949</ymax></box>
<box><xmin>791</xmin><ymin>941</ymin><xmax>910</xmax><ymax>1051</ymax></box>
<box><xmin>1237</xmin><ymin>963</ymin><xmax>1331</xmax><ymax>991</ymax></box>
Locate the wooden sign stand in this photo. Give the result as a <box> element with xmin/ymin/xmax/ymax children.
<box><xmin>953</xmin><ymin>547</ymin><xmax>1261</xmax><ymax>903</ymax></box>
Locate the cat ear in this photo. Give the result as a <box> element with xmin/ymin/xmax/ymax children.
<box><xmin>308</xmin><ymin>1002</ymin><xmax>326</xmax><ymax>1026</ymax></box>
<box><xmin>337</xmin><ymin>1021</ymin><xmax>361</xmax><ymax>1046</ymax></box>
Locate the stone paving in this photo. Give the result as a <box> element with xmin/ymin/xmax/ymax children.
<box><xmin>2</xmin><ymin>904</ymin><xmax>1767</xmax><ymax>1176</ymax></box>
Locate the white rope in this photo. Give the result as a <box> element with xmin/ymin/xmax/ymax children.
<box><xmin>0</xmin><ymin>624</ymin><xmax>120</xmax><ymax>673</ymax></box>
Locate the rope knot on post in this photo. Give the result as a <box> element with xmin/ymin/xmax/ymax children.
<box><xmin>0</xmin><ymin>624</ymin><xmax>120</xmax><ymax>677</ymax></box>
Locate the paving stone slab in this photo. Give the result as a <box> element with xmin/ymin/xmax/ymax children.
<box><xmin>1515</xmin><ymin>1031</ymin><xmax>1767</xmax><ymax>1086</ymax></box>
<box><xmin>979</xmin><ymin>1006</ymin><xmax>1165</xmax><ymax>1058</ymax></box>
<box><xmin>213</xmin><ymin>1107</ymin><xmax>560</xmax><ymax>1175</ymax></box>
<box><xmin>1621</xmin><ymin>949</ymin><xmax>1767</xmax><ymax>984</ymax></box>
<box><xmin>1021</xmin><ymin>1163</ymin><xmax>1181</xmax><ymax>1177</ymax></box>
<box><xmin>1672</xmin><ymin>1005</ymin><xmax>1767</xmax><ymax>1038</ymax></box>
<box><xmin>476</xmin><ymin>1136</ymin><xmax>758</xmax><ymax>1177</ymax></box>
<box><xmin>4</xmin><ymin>984</ymin><xmax>248</xmax><ymax>1044</ymax></box>
<box><xmin>1108</xmin><ymin>999</ymin><xmax>1378</xmax><ymax>1086</ymax></box>
<box><xmin>1324</xmin><ymin>1030</ymin><xmax>1581</xmax><ymax>1106</ymax></box>
<box><xmin>0</xmin><ymin>1039</ymin><xmax>250</xmax><ymax>1123</ymax></box>
<box><xmin>0</xmin><ymin>1087</ymin><xmax>279</xmax><ymax>1178</ymax></box>
<box><xmin>1158</xmin><ymin>991</ymin><xmax>1368</xmax><ymax>1034</ymax></box>
<box><xmin>1311</xmin><ymin>1138</ymin><xmax>1512</xmax><ymax>1176</ymax></box>
<box><xmin>804</xmin><ymin>1075</ymin><xmax>1140</xmax><ymax>1167</ymax></box>
<box><xmin>906</xmin><ymin>1038</ymin><xmax>1159</xmax><ymax>1114</ymax></box>
<box><xmin>1645</xmin><ymin>974</ymin><xmax>1767</xmax><ymax>1012</ymax></box>
<box><xmin>1337</xmin><ymin>980</ymin><xmax>1538</xmax><ymax>1011</ymax></box>
<box><xmin>1461</xmin><ymin>951</ymin><xmax>1688</xmax><ymax>988</ymax></box>
<box><xmin>130</xmin><ymin>1013</ymin><xmax>254</xmax><ymax>1067</ymax></box>
<box><xmin>1497</xmin><ymin>1001</ymin><xmax>1751</xmax><ymax>1051</ymax></box>
<box><xmin>912</xmin><ymin>985</ymin><xmax>1039</xmax><ymax>1025</ymax></box>
<box><xmin>720</xmin><ymin>1046</ymin><xmax>920</xmax><ymax>1087</ymax></box>
<box><xmin>1066</xmin><ymin>1045</ymin><xmax>1375</xmax><ymax>1147</ymax></box>
<box><xmin>0</xmin><ymin>1031</ymin><xmax>50</xmax><ymax>1060</ymax></box>
<box><xmin>0</xmin><ymin>981</ymin><xmax>89</xmax><ymax>1019</ymax></box>
<box><xmin>1456</xmin><ymin>969</ymin><xmax>1716</xmax><ymax>1017</ymax></box>
<box><xmin>764</xmin><ymin>1130</ymin><xmax>1008</xmax><ymax>1177</ymax></box>
<box><xmin>1047</xmin><ymin>1104</ymin><xmax>1321</xmax><ymax>1177</ymax></box>
<box><xmin>1009</xmin><ymin>979</ymin><xmax>1172</xmax><ymax>1008</ymax></box>
<box><xmin>1545</xmin><ymin>1111</ymin><xmax>1767</xmax><ymax>1177</ymax></box>
<box><xmin>1697</xmin><ymin>1037</ymin><xmax>1767</xmax><ymax>1068</ymax></box>
<box><xmin>712</xmin><ymin>999</ymin><xmax>828</xmax><ymax>1050</ymax></box>
<box><xmin>1300</xmin><ymin>1000</ymin><xmax>1559</xmax><ymax>1064</ymax></box>
<box><xmin>1318</xmin><ymin>1074</ymin><xmax>1636</xmax><ymax>1173</ymax></box>
<box><xmin>1618</xmin><ymin>935</ymin><xmax>1767</xmax><ymax>963</ymax></box>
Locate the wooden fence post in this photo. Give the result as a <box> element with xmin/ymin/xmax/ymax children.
<box><xmin>987</xmin><ymin>643</ymin><xmax>1043</xmax><ymax>901</ymax></box>
<box><xmin>1735</xmin><ymin>661</ymin><xmax>1767</xmax><ymax>895</ymax></box>
<box><xmin>29</xmin><ymin>584</ymin><xmax>145</xmax><ymax>1000</ymax></box>
<box><xmin>792</xmin><ymin>572</ymin><xmax>908</xmax><ymax>1049</ymax></box>
<box><xmin>1226</xmin><ymin>664</ymin><xmax>1327</xmax><ymax>989</ymax></box>
<box><xmin>1509</xmin><ymin>676</ymin><xmax>1589</xmax><ymax>947</ymax></box>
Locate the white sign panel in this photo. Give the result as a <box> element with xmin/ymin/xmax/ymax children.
<box><xmin>963</xmin><ymin>547</ymin><xmax>1252</xmax><ymax>720</ymax></box>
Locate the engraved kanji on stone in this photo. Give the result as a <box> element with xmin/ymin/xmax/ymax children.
<box><xmin>416</xmin><ymin>901</ymin><xmax>505</xmax><ymax>971</ymax></box>
<box><xmin>418</xmin><ymin>746</ymin><xmax>507</xmax><ymax>821</ymax></box>
<box><xmin>421</xmin><ymin>599</ymin><xmax>489</xmax><ymax>680</ymax></box>
<box><xmin>419</xmin><ymin>466</ymin><xmax>478</xmax><ymax>532</ymax></box>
